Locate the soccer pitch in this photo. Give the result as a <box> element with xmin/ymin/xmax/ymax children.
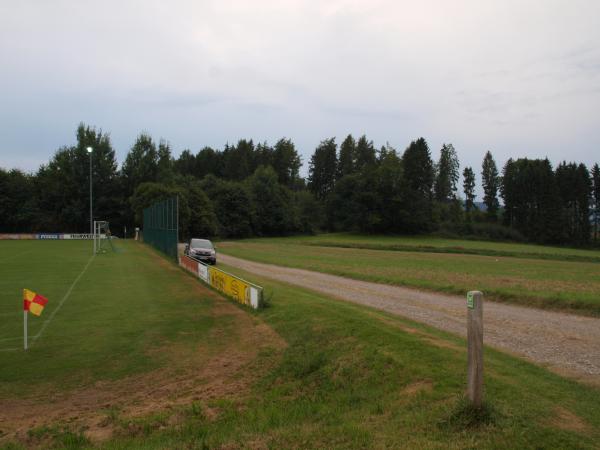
<box><xmin>0</xmin><ymin>240</ymin><xmax>95</xmax><ymax>353</ymax></box>
<box><xmin>0</xmin><ymin>239</ymin><xmax>217</xmax><ymax>397</ymax></box>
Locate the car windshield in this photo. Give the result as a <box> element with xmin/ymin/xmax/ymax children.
<box><xmin>190</xmin><ymin>239</ymin><xmax>213</xmax><ymax>249</ymax></box>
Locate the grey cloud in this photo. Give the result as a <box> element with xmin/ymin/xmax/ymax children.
<box><xmin>1</xmin><ymin>0</ymin><xmax>599</xmax><ymax>174</ymax></box>
<box><xmin>132</xmin><ymin>92</ymin><xmax>221</xmax><ymax>108</ymax></box>
<box><xmin>322</xmin><ymin>105</ymin><xmax>416</xmax><ymax>121</ymax></box>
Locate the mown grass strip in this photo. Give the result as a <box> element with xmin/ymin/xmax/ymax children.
<box><xmin>305</xmin><ymin>240</ymin><xmax>600</xmax><ymax>264</ymax></box>
<box><xmin>233</xmin><ymin>232</ymin><xmax>600</xmax><ymax>261</ymax></box>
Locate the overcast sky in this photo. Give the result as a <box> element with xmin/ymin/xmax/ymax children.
<box><xmin>1</xmin><ymin>0</ymin><xmax>599</xmax><ymax>180</ymax></box>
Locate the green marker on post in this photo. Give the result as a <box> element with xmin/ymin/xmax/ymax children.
<box><xmin>467</xmin><ymin>291</ymin><xmax>475</xmax><ymax>309</ymax></box>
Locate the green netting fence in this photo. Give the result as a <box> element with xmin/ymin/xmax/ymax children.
<box><xmin>143</xmin><ymin>196</ymin><xmax>179</xmax><ymax>261</ymax></box>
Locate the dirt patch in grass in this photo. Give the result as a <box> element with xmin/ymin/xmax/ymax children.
<box><xmin>0</xmin><ymin>272</ymin><xmax>286</xmax><ymax>447</ymax></box>
<box><xmin>402</xmin><ymin>380</ymin><xmax>434</xmax><ymax>396</ymax></box>
<box><xmin>546</xmin><ymin>407</ymin><xmax>592</xmax><ymax>433</ymax></box>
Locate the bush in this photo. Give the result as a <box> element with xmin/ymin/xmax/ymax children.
<box><xmin>437</xmin><ymin>221</ymin><xmax>526</xmax><ymax>242</ymax></box>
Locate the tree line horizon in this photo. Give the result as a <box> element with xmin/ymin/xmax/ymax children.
<box><xmin>1</xmin><ymin>123</ymin><xmax>599</xmax><ymax>247</ymax></box>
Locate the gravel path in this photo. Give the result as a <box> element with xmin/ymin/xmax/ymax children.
<box><xmin>219</xmin><ymin>253</ymin><xmax>600</xmax><ymax>384</ymax></box>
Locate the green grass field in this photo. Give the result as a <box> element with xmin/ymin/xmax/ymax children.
<box><xmin>0</xmin><ymin>240</ymin><xmax>215</xmax><ymax>396</ymax></box>
<box><xmin>1</xmin><ymin>239</ymin><xmax>599</xmax><ymax>449</ymax></box>
<box><xmin>218</xmin><ymin>234</ymin><xmax>600</xmax><ymax>315</ymax></box>
<box><xmin>233</xmin><ymin>233</ymin><xmax>600</xmax><ymax>261</ymax></box>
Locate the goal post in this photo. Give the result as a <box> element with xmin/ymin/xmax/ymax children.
<box><xmin>93</xmin><ymin>220</ymin><xmax>114</xmax><ymax>253</ymax></box>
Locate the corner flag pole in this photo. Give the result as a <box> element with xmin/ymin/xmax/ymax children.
<box><xmin>22</xmin><ymin>289</ymin><xmax>48</xmax><ymax>350</ymax></box>
<box><xmin>24</xmin><ymin>308</ymin><xmax>28</xmax><ymax>350</ymax></box>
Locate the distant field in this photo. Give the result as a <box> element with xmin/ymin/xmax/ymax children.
<box><xmin>1</xmin><ymin>239</ymin><xmax>599</xmax><ymax>448</ymax></box>
<box><xmin>234</xmin><ymin>233</ymin><xmax>600</xmax><ymax>262</ymax></box>
<box><xmin>218</xmin><ymin>234</ymin><xmax>600</xmax><ymax>315</ymax></box>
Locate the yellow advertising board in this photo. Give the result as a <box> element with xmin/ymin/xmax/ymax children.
<box><xmin>179</xmin><ymin>255</ymin><xmax>262</xmax><ymax>309</ymax></box>
<box><xmin>207</xmin><ymin>266</ymin><xmax>261</xmax><ymax>308</ymax></box>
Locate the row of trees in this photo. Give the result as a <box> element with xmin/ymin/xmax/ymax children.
<box><xmin>1</xmin><ymin>123</ymin><xmax>599</xmax><ymax>246</ymax></box>
<box><xmin>501</xmin><ymin>159</ymin><xmax>596</xmax><ymax>245</ymax></box>
<box><xmin>306</xmin><ymin>135</ymin><xmax>600</xmax><ymax>245</ymax></box>
<box><xmin>0</xmin><ymin>124</ymin><xmax>312</xmax><ymax>240</ymax></box>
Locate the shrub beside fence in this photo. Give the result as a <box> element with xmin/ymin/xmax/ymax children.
<box><xmin>179</xmin><ymin>255</ymin><xmax>263</xmax><ymax>309</ymax></box>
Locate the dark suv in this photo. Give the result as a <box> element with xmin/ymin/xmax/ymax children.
<box><xmin>184</xmin><ymin>238</ymin><xmax>216</xmax><ymax>265</ymax></box>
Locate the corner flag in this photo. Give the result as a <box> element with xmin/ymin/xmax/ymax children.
<box><xmin>23</xmin><ymin>289</ymin><xmax>49</xmax><ymax>350</ymax></box>
<box><xmin>23</xmin><ymin>289</ymin><xmax>48</xmax><ymax>316</ymax></box>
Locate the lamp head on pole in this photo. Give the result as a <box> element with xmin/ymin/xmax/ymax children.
<box><xmin>86</xmin><ymin>146</ymin><xmax>93</xmax><ymax>154</ymax></box>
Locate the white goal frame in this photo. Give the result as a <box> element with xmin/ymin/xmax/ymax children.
<box><xmin>93</xmin><ymin>220</ymin><xmax>110</xmax><ymax>254</ymax></box>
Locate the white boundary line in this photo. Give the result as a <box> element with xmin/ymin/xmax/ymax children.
<box><xmin>29</xmin><ymin>254</ymin><xmax>95</xmax><ymax>347</ymax></box>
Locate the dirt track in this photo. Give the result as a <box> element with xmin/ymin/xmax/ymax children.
<box><xmin>219</xmin><ymin>253</ymin><xmax>600</xmax><ymax>384</ymax></box>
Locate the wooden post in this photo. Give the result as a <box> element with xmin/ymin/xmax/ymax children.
<box><xmin>467</xmin><ymin>290</ymin><xmax>483</xmax><ymax>407</ymax></box>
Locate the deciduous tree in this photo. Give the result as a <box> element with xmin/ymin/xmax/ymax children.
<box><xmin>122</xmin><ymin>133</ymin><xmax>158</xmax><ymax>196</ymax></box>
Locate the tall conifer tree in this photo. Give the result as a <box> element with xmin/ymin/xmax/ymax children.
<box><xmin>308</xmin><ymin>138</ymin><xmax>338</xmax><ymax>199</ymax></box>
<box><xmin>401</xmin><ymin>138</ymin><xmax>435</xmax><ymax>232</ymax></box>
<box><xmin>337</xmin><ymin>134</ymin><xmax>356</xmax><ymax>180</ymax></box>
<box><xmin>272</xmin><ymin>138</ymin><xmax>302</xmax><ymax>189</ymax></box>
<box><xmin>157</xmin><ymin>140</ymin><xmax>174</xmax><ymax>182</ymax></box>
<box><xmin>481</xmin><ymin>151</ymin><xmax>500</xmax><ymax>220</ymax></box>
<box><xmin>462</xmin><ymin>166</ymin><xmax>476</xmax><ymax>217</ymax></box>
<box><xmin>355</xmin><ymin>135</ymin><xmax>376</xmax><ymax>170</ymax></box>
<box><xmin>556</xmin><ymin>162</ymin><xmax>591</xmax><ymax>245</ymax></box>
<box><xmin>435</xmin><ymin>143</ymin><xmax>460</xmax><ymax>202</ymax></box>
<box><xmin>592</xmin><ymin>163</ymin><xmax>600</xmax><ymax>241</ymax></box>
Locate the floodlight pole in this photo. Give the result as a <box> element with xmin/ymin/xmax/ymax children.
<box><xmin>87</xmin><ymin>147</ymin><xmax>93</xmax><ymax>253</ymax></box>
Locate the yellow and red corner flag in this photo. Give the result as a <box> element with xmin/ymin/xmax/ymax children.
<box><xmin>23</xmin><ymin>289</ymin><xmax>48</xmax><ymax>317</ymax></box>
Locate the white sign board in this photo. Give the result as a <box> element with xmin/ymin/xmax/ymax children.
<box><xmin>198</xmin><ymin>264</ymin><xmax>209</xmax><ymax>282</ymax></box>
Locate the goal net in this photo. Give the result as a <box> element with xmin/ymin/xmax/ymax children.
<box><xmin>93</xmin><ymin>220</ymin><xmax>115</xmax><ymax>253</ymax></box>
